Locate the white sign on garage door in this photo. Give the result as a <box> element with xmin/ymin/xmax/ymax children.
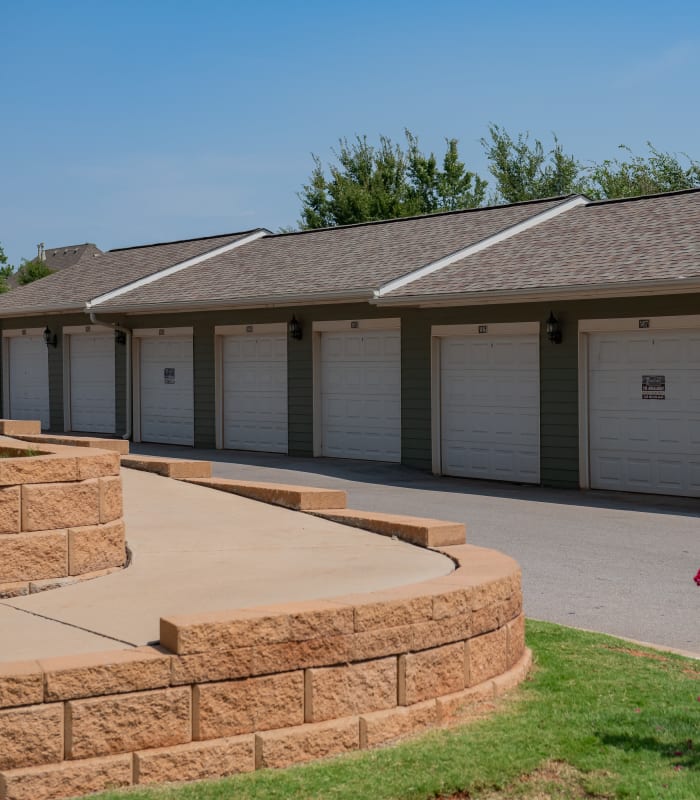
<box><xmin>587</xmin><ymin>327</ymin><xmax>700</xmax><ymax>497</ymax></box>
<box><xmin>437</xmin><ymin>326</ymin><xmax>540</xmax><ymax>483</ymax></box>
<box><xmin>68</xmin><ymin>332</ymin><xmax>115</xmax><ymax>433</ymax></box>
<box><xmin>221</xmin><ymin>332</ymin><xmax>288</xmax><ymax>453</ymax></box>
<box><xmin>138</xmin><ymin>333</ymin><xmax>194</xmax><ymax>446</ymax></box>
<box><xmin>5</xmin><ymin>332</ymin><xmax>50</xmax><ymax>430</ymax></box>
<box><xmin>318</xmin><ymin>323</ymin><xmax>401</xmax><ymax>462</ymax></box>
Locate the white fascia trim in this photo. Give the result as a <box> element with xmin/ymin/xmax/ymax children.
<box><xmin>86</xmin><ymin>229</ymin><xmax>270</xmax><ymax>309</ymax></box>
<box><xmin>215</xmin><ymin>323</ymin><xmax>287</xmax><ymax>336</ymax></box>
<box><xmin>1</xmin><ymin>327</ymin><xmax>46</xmax><ymax>338</ymax></box>
<box><xmin>90</xmin><ymin>289</ymin><xmax>374</xmax><ymax>315</ymax></box>
<box><xmin>375</xmin><ymin>195</ymin><xmax>587</xmax><ymax>298</ymax></box>
<box><xmin>373</xmin><ymin>276</ymin><xmax>700</xmax><ymax>307</ymax></box>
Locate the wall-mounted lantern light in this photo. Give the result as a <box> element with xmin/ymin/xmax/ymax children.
<box><xmin>114</xmin><ymin>330</ymin><xmax>127</xmax><ymax>346</ymax></box>
<box><xmin>545</xmin><ymin>312</ymin><xmax>562</xmax><ymax>344</ymax></box>
<box><xmin>43</xmin><ymin>326</ymin><xmax>57</xmax><ymax>348</ymax></box>
<box><xmin>288</xmin><ymin>315</ymin><xmax>303</xmax><ymax>340</ymax></box>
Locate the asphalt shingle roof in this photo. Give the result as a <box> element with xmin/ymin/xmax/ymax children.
<box><xmin>381</xmin><ymin>189</ymin><xmax>700</xmax><ymax>299</ymax></box>
<box><xmin>92</xmin><ymin>197</ymin><xmax>566</xmax><ymax>312</ymax></box>
<box><xmin>0</xmin><ymin>231</ymin><xmax>260</xmax><ymax>316</ymax></box>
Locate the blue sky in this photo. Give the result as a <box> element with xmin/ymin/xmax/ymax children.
<box><xmin>2</xmin><ymin>0</ymin><xmax>699</xmax><ymax>265</ymax></box>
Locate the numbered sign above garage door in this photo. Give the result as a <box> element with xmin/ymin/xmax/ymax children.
<box><xmin>135</xmin><ymin>328</ymin><xmax>194</xmax><ymax>446</ymax></box>
<box><xmin>64</xmin><ymin>327</ymin><xmax>116</xmax><ymax>434</ymax></box>
<box><xmin>314</xmin><ymin>319</ymin><xmax>401</xmax><ymax>463</ymax></box>
<box><xmin>433</xmin><ymin>323</ymin><xmax>540</xmax><ymax>484</ymax></box>
<box><xmin>2</xmin><ymin>329</ymin><xmax>50</xmax><ymax>430</ymax></box>
<box><xmin>582</xmin><ymin>317</ymin><xmax>700</xmax><ymax>498</ymax></box>
<box><xmin>216</xmin><ymin>324</ymin><xmax>288</xmax><ymax>453</ymax></box>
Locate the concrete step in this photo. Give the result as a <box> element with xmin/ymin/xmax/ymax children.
<box><xmin>183</xmin><ymin>477</ymin><xmax>346</xmax><ymax>511</ymax></box>
<box><xmin>121</xmin><ymin>455</ymin><xmax>211</xmax><ymax>479</ymax></box>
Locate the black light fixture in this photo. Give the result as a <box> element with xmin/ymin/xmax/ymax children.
<box><xmin>545</xmin><ymin>311</ymin><xmax>562</xmax><ymax>344</ymax></box>
<box><xmin>114</xmin><ymin>330</ymin><xmax>127</xmax><ymax>345</ymax></box>
<box><xmin>43</xmin><ymin>326</ymin><xmax>57</xmax><ymax>348</ymax></box>
<box><xmin>288</xmin><ymin>315</ymin><xmax>303</xmax><ymax>340</ymax></box>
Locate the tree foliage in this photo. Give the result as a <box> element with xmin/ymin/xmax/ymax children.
<box><xmin>481</xmin><ymin>124</ymin><xmax>588</xmax><ymax>203</ymax></box>
<box><xmin>16</xmin><ymin>257</ymin><xmax>53</xmax><ymax>285</ymax></box>
<box><xmin>297</xmin><ymin>126</ymin><xmax>700</xmax><ymax>228</ymax></box>
<box><xmin>0</xmin><ymin>244</ymin><xmax>13</xmax><ymax>294</ymax></box>
<box><xmin>298</xmin><ymin>130</ymin><xmax>486</xmax><ymax>229</ymax></box>
<box><xmin>585</xmin><ymin>143</ymin><xmax>700</xmax><ymax>199</ymax></box>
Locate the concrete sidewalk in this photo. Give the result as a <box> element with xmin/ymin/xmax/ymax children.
<box><xmin>0</xmin><ymin>469</ymin><xmax>453</xmax><ymax>662</ymax></box>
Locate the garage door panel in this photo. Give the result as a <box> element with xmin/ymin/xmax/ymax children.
<box><xmin>70</xmin><ymin>335</ymin><xmax>115</xmax><ymax>433</ymax></box>
<box><xmin>222</xmin><ymin>335</ymin><xmax>287</xmax><ymax>454</ymax></box>
<box><xmin>440</xmin><ymin>333</ymin><xmax>540</xmax><ymax>483</ymax></box>
<box><xmin>320</xmin><ymin>330</ymin><xmax>401</xmax><ymax>462</ymax></box>
<box><xmin>589</xmin><ymin>329</ymin><xmax>700</xmax><ymax>497</ymax></box>
<box><xmin>8</xmin><ymin>336</ymin><xmax>50</xmax><ymax>429</ymax></box>
<box><xmin>140</xmin><ymin>337</ymin><xmax>194</xmax><ymax>446</ymax></box>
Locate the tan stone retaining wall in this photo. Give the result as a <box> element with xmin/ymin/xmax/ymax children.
<box><xmin>0</xmin><ymin>541</ymin><xmax>529</xmax><ymax>800</ymax></box>
<box><xmin>0</xmin><ymin>434</ymin><xmax>126</xmax><ymax>597</ymax></box>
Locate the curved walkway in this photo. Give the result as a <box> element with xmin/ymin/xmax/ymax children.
<box><xmin>0</xmin><ymin>469</ymin><xmax>453</xmax><ymax>662</ymax></box>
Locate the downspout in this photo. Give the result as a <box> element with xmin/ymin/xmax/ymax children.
<box><xmin>88</xmin><ymin>311</ymin><xmax>132</xmax><ymax>440</ymax></box>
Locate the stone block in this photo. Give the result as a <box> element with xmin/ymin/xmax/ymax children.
<box><xmin>68</xmin><ymin>520</ymin><xmax>125</xmax><ymax>575</ymax></box>
<box><xmin>98</xmin><ymin>476</ymin><xmax>122</xmax><ymax>523</ymax></box>
<box><xmin>0</xmin><ymin>582</ymin><xmax>29</xmax><ymax>599</ymax></box>
<box><xmin>352</xmin><ymin>625</ymin><xmax>414</xmax><ymax>661</ymax></box>
<box><xmin>0</xmin><ymin>455</ymin><xmax>79</xmax><ymax>488</ymax></box>
<box><xmin>351</xmin><ymin>589</ymin><xmax>433</xmax><ymax>632</ymax></box>
<box><xmin>251</xmin><ymin>635</ymin><xmax>355</xmax><ymax>675</ymax></box>
<box><xmin>0</xmin><ymin>662</ymin><xmax>43</xmax><ymax>710</ymax></box>
<box><xmin>467</xmin><ymin>627</ymin><xmax>508</xmax><ymax>687</ymax></box>
<box><xmin>66</xmin><ymin>686</ymin><xmax>191</xmax><ymax>759</ymax></box>
<box><xmin>0</xmin><ymin>530</ymin><xmax>67</xmax><ymax>583</ymax></box>
<box><xmin>121</xmin><ymin>455</ymin><xmax>211</xmax><ymax>479</ymax></box>
<box><xmin>170</xmin><ymin>648</ymin><xmax>255</xmax><ymax>686</ymax></box>
<box><xmin>307</xmin><ymin>657</ymin><xmax>397</xmax><ymax>722</ymax></box>
<box><xmin>310</xmin><ymin>508</ymin><xmax>465</xmax><ymax>547</ymax></box>
<box><xmin>255</xmin><ymin>717</ymin><xmax>359</xmax><ymax>769</ymax></box>
<box><xmin>0</xmin><ymin>487</ymin><xmax>20</xmax><ymax>534</ymax></box>
<box><xmin>253</xmin><ymin>600</ymin><xmax>355</xmax><ymax>641</ymax></box>
<box><xmin>194</xmin><ymin>671</ymin><xmax>303</xmax><ymax>740</ymax></box>
<box><xmin>506</xmin><ymin>613</ymin><xmax>526</xmax><ymax>668</ymax></box>
<box><xmin>41</xmin><ymin>647</ymin><xmax>171</xmax><ymax>702</ymax></box>
<box><xmin>0</xmin><ymin>703</ymin><xmax>63</xmax><ymax>770</ymax></box>
<box><xmin>493</xmin><ymin>648</ymin><xmax>532</xmax><ymax>696</ymax></box>
<box><xmin>185</xmin><ymin>478</ymin><xmax>347</xmax><ymax>510</ymax></box>
<box><xmin>21</xmin><ymin>480</ymin><xmax>99</xmax><ymax>532</ymax></box>
<box><xmin>431</xmin><ymin>586</ymin><xmax>473</xmax><ymax>621</ymax></box>
<box><xmin>360</xmin><ymin>700</ymin><xmax>437</xmax><ymax>748</ymax></box>
<box><xmin>0</xmin><ymin>754</ymin><xmax>131</xmax><ymax>800</ymax></box>
<box><xmin>134</xmin><ymin>735</ymin><xmax>255</xmax><ymax>785</ymax></box>
<box><xmin>0</xmin><ymin>420</ymin><xmax>41</xmax><ymax>436</ymax></box>
<box><xmin>401</xmin><ymin>642</ymin><xmax>465</xmax><ymax>705</ymax></box>
<box><xmin>411</xmin><ymin>613</ymin><xmax>472</xmax><ymax>651</ymax></box>
<box><xmin>76</xmin><ymin>451</ymin><xmax>120</xmax><ymax>480</ymax></box>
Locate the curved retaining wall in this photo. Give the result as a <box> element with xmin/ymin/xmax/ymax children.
<box><xmin>0</xmin><ymin>436</ymin><xmax>125</xmax><ymax>597</ymax></box>
<box><xmin>0</xmin><ymin>540</ymin><xmax>529</xmax><ymax>800</ymax></box>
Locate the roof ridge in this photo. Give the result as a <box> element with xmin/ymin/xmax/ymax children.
<box><xmin>586</xmin><ymin>187</ymin><xmax>700</xmax><ymax>207</ymax></box>
<box><xmin>108</xmin><ymin>228</ymin><xmax>267</xmax><ymax>253</ymax></box>
<box><xmin>271</xmin><ymin>195</ymin><xmax>577</xmax><ymax>238</ymax></box>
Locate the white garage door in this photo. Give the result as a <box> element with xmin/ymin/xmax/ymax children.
<box><xmin>222</xmin><ymin>334</ymin><xmax>287</xmax><ymax>453</ymax></box>
<box><xmin>440</xmin><ymin>334</ymin><xmax>540</xmax><ymax>483</ymax></box>
<box><xmin>320</xmin><ymin>330</ymin><xmax>401</xmax><ymax>462</ymax></box>
<box><xmin>7</xmin><ymin>335</ymin><xmax>50</xmax><ymax>430</ymax></box>
<box><xmin>69</xmin><ymin>333</ymin><xmax>115</xmax><ymax>433</ymax></box>
<box><xmin>139</xmin><ymin>336</ymin><xmax>194</xmax><ymax>446</ymax></box>
<box><xmin>588</xmin><ymin>329</ymin><xmax>700</xmax><ymax>497</ymax></box>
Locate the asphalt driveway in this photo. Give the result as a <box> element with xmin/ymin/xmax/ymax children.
<box><xmin>132</xmin><ymin>443</ymin><xmax>700</xmax><ymax>657</ymax></box>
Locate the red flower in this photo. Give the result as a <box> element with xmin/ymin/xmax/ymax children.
<box><xmin>694</xmin><ymin>569</ymin><xmax>700</xmax><ymax>586</ymax></box>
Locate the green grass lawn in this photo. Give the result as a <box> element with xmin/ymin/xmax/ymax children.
<box><xmin>97</xmin><ymin>621</ymin><xmax>699</xmax><ymax>800</ymax></box>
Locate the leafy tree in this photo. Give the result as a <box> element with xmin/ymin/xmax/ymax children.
<box><xmin>481</xmin><ymin>124</ymin><xmax>587</xmax><ymax>203</ymax></box>
<box><xmin>16</xmin><ymin>257</ymin><xmax>53</xmax><ymax>285</ymax></box>
<box><xmin>298</xmin><ymin>130</ymin><xmax>486</xmax><ymax>229</ymax></box>
<box><xmin>0</xmin><ymin>244</ymin><xmax>13</xmax><ymax>294</ymax></box>
<box><xmin>586</xmin><ymin>143</ymin><xmax>700</xmax><ymax>199</ymax></box>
